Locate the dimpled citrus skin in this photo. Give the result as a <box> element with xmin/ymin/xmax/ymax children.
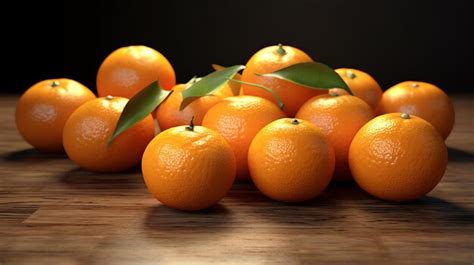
<box><xmin>156</xmin><ymin>84</ymin><xmax>223</xmax><ymax>130</ymax></box>
<box><xmin>330</xmin><ymin>68</ymin><xmax>383</xmax><ymax>110</ymax></box>
<box><xmin>202</xmin><ymin>96</ymin><xmax>286</xmax><ymax>180</ymax></box>
<box><xmin>296</xmin><ymin>94</ymin><xmax>374</xmax><ymax>181</ymax></box>
<box><xmin>349</xmin><ymin>113</ymin><xmax>448</xmax><ymax>202</ymax></box>
<box><xmin>376</xmin><ymin>81</ymin><xmax>454</xmax><ymax>139</ymax></box>
<box><xmin>63</xmin><ymin>97</ymin><xmax>154</xmax><ymax>172</ymax></box>
<box><xmin>97</xmin><ymin>45</ymin><xmax>176</xmax><ymax>98</ymax></box>
<box><xmin>241</xmin><ymin>45</ymin><xmax>324</xmax><ymax>117</ymax></box>
<box><xmin>15</xmin><ymin>78</ymin><xmax>96</xmax><ymax>152</ymax></box>
<box><xmin>142</xmin><ymin>126</ymin><xmax>236</xmax><ymax>211</ymax></box>
<box><xmin>248</xmin><ymin>118</ymin><xmax>335</xmax><ymax>202</ymax></box>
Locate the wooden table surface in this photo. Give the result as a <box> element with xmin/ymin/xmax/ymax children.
<box><xmin>0</xmin><ymin>94</ymin><xmax>473</xmax><ymax>265</ymax></box>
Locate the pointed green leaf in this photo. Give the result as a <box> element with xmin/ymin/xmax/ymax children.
<box><xmin>257</xmin><ymin>62</ymin><xmax>353</xmax><ymax>95</ymax></box>
<box><xmin>108</xmin><ymin>82</ymin><xmax>172</xmax><ymax>146</ymax></box>
<box><xmin>180</xmin><ymin>65</ymin><xmax>245</xmax><ymax>110</ymax></box>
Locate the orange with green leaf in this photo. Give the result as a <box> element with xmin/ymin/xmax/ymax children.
<box><xmin>242</xmin><ymin>44</ymin><xmax>339</xmax><ymax>116</ymax></box>
<box><xmin>107</xmin><ymin>60</ymin><xmax>352</xmax><ymax>147</ymax></box>
<box><xmin>156</xmin><ymin>84</ymin><xmax>223</xmax><ymax>131</ymax></box>
<box><xmin>156</xmin><ymin>66</ymin><xmax>242</xmax><ymax>131</ymax></box>
<box><xmin>63</xmin><ymin>96</ymin><xmax>155</xmax><ymax>172</ymax></box>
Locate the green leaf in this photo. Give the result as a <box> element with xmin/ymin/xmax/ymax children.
<box><xmin>257</xmin><ymin>62</ymin><xmax>353</xmax><ymax>95</ymax></box>
<box><xmin>108</xmin><ymin>82</ymin><xmax>172</xmax><ymax>146</ymax></box>
<box><xmin>180</xmin><ymin>65</ymin><xmax>245</xmax><ymax>110</ymax></box>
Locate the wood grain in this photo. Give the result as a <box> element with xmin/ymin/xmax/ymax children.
<box><xmin>0</xmin><ymin>94</ymin><xmax>473</xmax><ymax>265</ymax></box>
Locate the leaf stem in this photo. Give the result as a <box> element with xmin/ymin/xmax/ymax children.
<box><xmin>227</xmin><ymin>78</ymin><xmax>285</xmax><ymax>110</ymax></box>
<box><xmin>186</xmin><ymin>116</ymin><xmax>195</xmax><ymax>131</ymax></box>
<box><xmin>346</xmin><ymin>70</ymin><xmax>357</xmax><ymax>79</ymax></box>
<box><xmin>291</xmin><ymin>119</ymin><xmax>300</xmax><ymax>125</ymax></box>
<box><xmin>276</xmin><ymin>43</ymin><xmax>287</xmax><ymax>56</ymax></box>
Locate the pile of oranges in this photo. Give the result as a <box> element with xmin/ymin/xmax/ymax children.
<box><xmin>15</xmin><ymin>44</ymin><xmax>453</xmax><ymax>211</ymax></box>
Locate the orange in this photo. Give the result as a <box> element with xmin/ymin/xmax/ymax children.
<box><xmin>329</xmin><ymin>68</ymin><xmax>383</xmax><ymax>110</ymax></box>
<box><xmin>156</xmin><ymin>84</ymin><xmax>223</xmax><ymax>131</ymax></box>
<box><xmin>241</xmin><ymin>44</ymin><xmax>324</xmax><ymax>117</ymax></box>
<box><xmin>15</xmin><ymin>78</ymin><xmax>96</xmax><ymax>152</ymax></box>
<box><xmin>142</xmin><ymin>124</ymin><xmax>236</xmax><ymax>211</ymax></box>
<box><xmin>63</xmin><ymin>96</ymin><xmax>154</xmax><ymax>172</ymax></box>
<box><xmin>202</xmin><ymin>96</ymin><xmax>286</xmax><ymax>179</ymax></box>
<box><xmin>97</xmin><ymin>45</ymin><xmax>176</xmax><ymax>98</ymax></box>
<box><xmin>349</xmin><ymin>113</ymin><xmax>448</xmax><ymax>201</ymax></box>
<box><xmin>376</xmin><ymin>81</ymin><xmax>455</xmax><ymax>139</ymax></box>
<box><xmin>296</xmin><ymin>94</ymin><xmax>374</xmax><ymax>181</ymax></box>
<box><xmin>248</xmin><ymin>118</ymin><xmax>335</xmax><ymax>202</ymax></box>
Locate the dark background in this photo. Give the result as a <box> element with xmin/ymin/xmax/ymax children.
<box><xmin>3</xmin><ymin>0</ymin><xmax>473</xmax><ymax>94</ymax></box>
